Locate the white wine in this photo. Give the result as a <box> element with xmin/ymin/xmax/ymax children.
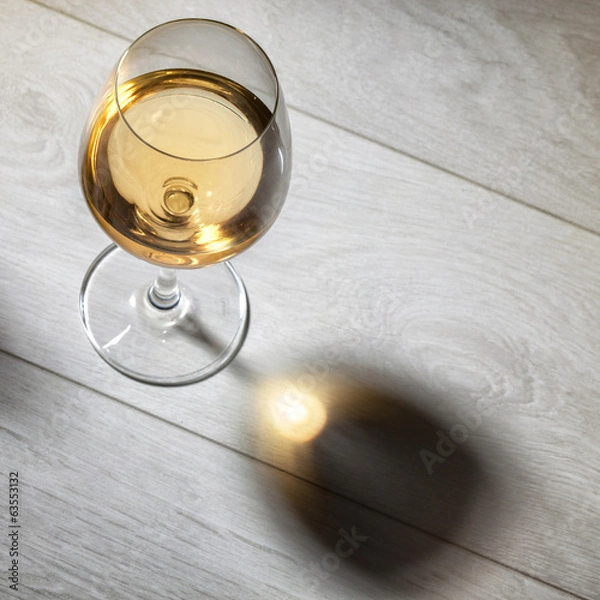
<box><xmin>81</xmin><ymin>69</ymin><xmax>290</xmax><ymax>267</ymax></box>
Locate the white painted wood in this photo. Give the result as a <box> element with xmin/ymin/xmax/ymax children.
<box><xmin>0</xmin><ymin>352</ymin><xmax>583</xmax><ymax>600</ymax></box>
<box><xmin>34</xmin><ymin>0</ymin><xmax>600</xmax><ymax>233</ymax></box>
<box><xmin>0</xmin><ymin>1</ymin><xmax>598</xmax><ymax>598</ymax></box>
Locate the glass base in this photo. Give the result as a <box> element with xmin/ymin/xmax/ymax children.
<box><xmin>79</xmin><ymin>244</ymin><xmax>249</xmax><ymax>386</ymax></box>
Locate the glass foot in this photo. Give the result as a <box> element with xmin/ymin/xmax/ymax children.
<box><xmin>79</xmin><ymin>244</ymin><xmax>249</xmax><ymax>385</ymax></box>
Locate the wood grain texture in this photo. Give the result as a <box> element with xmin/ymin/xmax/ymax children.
<box><xmin>0</xmin><ymin>351</ymin><xmax>584</xmax><ymax>600</ymax></box>
<box><xmin>35</xmin><ymin>0</ymin><xmax>600</xmax><ymax>233</ymax></box>
<box><xmin>0</xmin><ymin>1</ymin><xmax>599</xmax><ymax>598</ymax></box>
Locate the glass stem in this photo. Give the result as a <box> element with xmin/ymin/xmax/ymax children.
<box><xmin>148</xmin><ymin>268</ymin><xmax>181</xmax><ymax>310</ymax></box>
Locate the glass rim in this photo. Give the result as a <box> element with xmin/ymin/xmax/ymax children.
<box><xmin>114</xmin><ymin>18</ymin><xmax>281</xmax><ymax>162</ymax></box>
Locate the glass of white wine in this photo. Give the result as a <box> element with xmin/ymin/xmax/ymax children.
<box><xmin>79</xmin><ymin>19</ymin><xmax>291</xmax><ymax>385</ymax></box>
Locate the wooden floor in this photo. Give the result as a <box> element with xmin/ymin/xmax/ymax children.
<box><xmin>1</xmin><ymin>0</ymin><xmax>599</xmax><ymax>598</ymax></box>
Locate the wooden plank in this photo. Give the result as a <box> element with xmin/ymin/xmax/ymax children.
<box><xmin>33</xmin><ymin>0</ymin><xmax>600</xmax><ymax>232</ymax></box>
<box><xmin>0</xmin><ymin>1</ymin><xmax>598</xmax><ymax>598</ymax></box>
<box><xmin>0</xmin><ymin>351</ymin><xmax>583</xmax><ymax>600</ymax></box>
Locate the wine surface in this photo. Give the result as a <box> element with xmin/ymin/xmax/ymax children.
<box><xmin>81</xmin><ymin>69</ymin><xmax>288</xmax><ymax>267</ymax></box>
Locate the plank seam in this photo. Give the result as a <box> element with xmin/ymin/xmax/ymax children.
<box><xmin>0</xmin><ymin>349</ymin><xmax>591</xmax><ymax>600</ymax></box>
<box><xmin>24</xmin><ymin>0</ymin><xmax>600</xmax><ymax>243</ymax></box>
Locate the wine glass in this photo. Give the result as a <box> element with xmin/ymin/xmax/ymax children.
<box><xmin>78</xmin><ymin>19</ymin><xmax>291</xmax><ymax>385</ymax></box>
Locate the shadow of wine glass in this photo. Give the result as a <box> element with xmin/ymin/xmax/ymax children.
<box><xmin>174</xmin><ymin>301</ymin><xmax>255</xmax><ymax>380</ymax></box>
<box><xmin>251</xmin><ymin>359</ymin><xmax>508</xmax><ymax>592</ymax></box>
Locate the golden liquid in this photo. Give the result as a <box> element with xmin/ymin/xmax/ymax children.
<box><xmin>81</xmin><ymin>69</ymin><xmax>289</xmax><ymax>267</ymax></box>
